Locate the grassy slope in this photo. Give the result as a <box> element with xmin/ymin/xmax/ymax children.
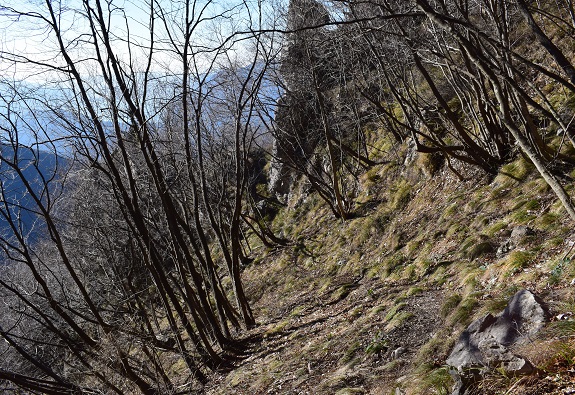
<box><xmin>205</xmin><ymin>137</ymin><xmax>575</xmax><ymax>394</ymax></box>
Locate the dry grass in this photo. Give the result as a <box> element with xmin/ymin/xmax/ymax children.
<box><xmin>204</xmin><ymin>142</ymin><xmax>575</xmax><ymax>395</ymax></box>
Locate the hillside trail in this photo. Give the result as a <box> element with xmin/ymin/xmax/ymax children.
<box><xmin>205</xmin><ymin>274</ymin><xmax>445</xmax><ymax>394</ymax></box>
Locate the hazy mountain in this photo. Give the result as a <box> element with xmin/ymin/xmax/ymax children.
<box><xmin>0</xmin><ymin>144</ymin><xmax>65</xmax><ymax>244</ymax></box>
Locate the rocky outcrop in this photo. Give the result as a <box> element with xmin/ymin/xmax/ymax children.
<box><xmin>268</xmin><ymin>137</ymin><xmax>296</xmax><ymax>203</ymax></box>
<box><xmin>446</xmin><ymin>290</ymin><xmax>550</xmax><ymax>395</ymax></box>
<box><xmin>268</xmin><ymin>93</ymin><xmax>321</xmax><ymax>202</ymax></box>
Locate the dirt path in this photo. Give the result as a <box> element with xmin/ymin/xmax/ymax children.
<box><xmin>205</xmin><ymin>276</ymin><xmax>446</xmax><ymax>394</ymax></box>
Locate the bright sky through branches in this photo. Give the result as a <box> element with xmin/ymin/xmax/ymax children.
<box><xmin>0</xmin><ymin>0</ymin><xmax>282</xmax><ymax>82</ymax></box>
<box><xmin>0</xmin><ymin>0</ymin><xmax>283</xmax><ymax>149</ymax></box>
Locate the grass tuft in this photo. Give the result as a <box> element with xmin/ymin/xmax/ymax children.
<box><xmin>448</xmin><ymin>295</ymin><xmax>479</xmax><ymax>326</ymax></box>
<box><xmin>504</xmin><ymin>250</ymin><xmax>534</xmax><ymax>274</ymax></box>
<box><xmin>440</xmin><ymin>294</ymin><xmax>462</xmax><ymax>318</ymax></box>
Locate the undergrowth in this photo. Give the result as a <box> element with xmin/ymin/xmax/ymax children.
<box><xmin>217</xmin><ymin>140</ymin><xmax>575</xmax><ymax>395</ymax></box>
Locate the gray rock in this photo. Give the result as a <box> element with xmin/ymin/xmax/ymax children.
<box><xmin>391</xmin><ymin>346</ymin><xmax>406</xmax><ymax>360</ymax></box>
<box><xmin>268</xmin><ymin>94</ymin><xmax>321</xmax><ymax>202</ymax></box>
<box><xmin>478</xmin><ymin>337</ymin><xmax>534</xmax><ymax>375</ymax></box>
<box><xmin>496</xmin><ymin>240</ymin><xmax>513</xmax><ymax>258</ymax></box>
<box><xmin>446</xmin><ymin>314</ymin><xmax>496</xmax><ymax>369</ymax></box>
<box><xmin>496</xmin><ymin>227</ymin><xmax>534</xmax><ymax>258</ymax></box>
<box><xmin>446</xmin><ymin>290</ymin><xmax>549</xmax><ymax>394</ymax></box>
<box><xmin>403</xmin><ymin>137</ymin><xmax>417</xmax><ymax>166</ymax></box>
<box><xmin>494</xmin><ymin>289</ymin><xmax>549</xmax><ymax>345</ymax></box>
<box><xmin>510</xmin><ymin>226</ymin><xmax>534</xmax><ymax>241</ymax></box>
<box><xmin>502</xmin><ymin>356</ymin><xmax>534</xmax><ymax>375</ymax></box>
<box><xmin>268</xmin><ymin>139</ymin><xmax>294</xmax><ymax>203</ymax></box>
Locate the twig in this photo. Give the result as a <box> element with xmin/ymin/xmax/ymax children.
<box><xmin>503</xmin><ymin>376</ymin><xmax>528</xmax><ymax>395</ymax></box>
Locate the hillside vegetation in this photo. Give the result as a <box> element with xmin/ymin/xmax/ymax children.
<box><xmin>2</xmin><ymin>0</ymin><xmax>575</xmax><ymax>394</ymax></box>
<box><xmin>204</xmin><ymin>135</ymin><xmax>575</xmax><ymax>394</ymax></box>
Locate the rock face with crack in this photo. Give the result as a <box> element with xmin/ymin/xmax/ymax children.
<box><xmin>446</xmin><ymin>290</ymin><xmax>550</xmax><ymax>394</ymax></box>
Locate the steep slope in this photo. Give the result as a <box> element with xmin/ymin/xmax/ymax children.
<box><xmin>205</xmin><ymin>137</ymin><xmax>575</xmax><ymax>394</ymax></box>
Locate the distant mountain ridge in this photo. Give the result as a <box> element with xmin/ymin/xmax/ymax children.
<box><xmin>0</xmin><ymin>144</ymin><xmax>65</xmax><ymax>245</ymax></box>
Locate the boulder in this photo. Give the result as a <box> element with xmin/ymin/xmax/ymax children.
<box><xmin>496</xmin><ymin>240</ymin><xmax>513</xmax><ymax>258</ymax></box>
<box><xmin>446</xmin><ymin>290</ymin><xmax>549</xmax><ymax>394</ymax></box>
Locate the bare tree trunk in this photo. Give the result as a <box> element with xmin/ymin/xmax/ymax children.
<box><xmin>414</xmin><ymin>0</ymin><xmax>575</xmax><ymax>222</ymax></box>
<box><xmin>516</xmin><ymin>0</ymin><xmax>575</xmax><ymax>86</ymax></box>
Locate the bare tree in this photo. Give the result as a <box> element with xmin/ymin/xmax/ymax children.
<box><xmin>411</xmin><ymin>0</ymin><xmax>575</xmax><ymax>219</ymax></box>
<box><xmin>0</xmin><ymin>0</ymin><xmax>280</xmax><ymax>392</ymax></box>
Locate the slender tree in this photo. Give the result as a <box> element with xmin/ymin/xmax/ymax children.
<box><xmin>0</xmin><ymin>0</ymin><xmax>280</xmax><ymax>392</ymax></box>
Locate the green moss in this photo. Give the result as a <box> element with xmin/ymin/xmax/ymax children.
<box><xmin>414</xmin><ymin>329</ymin><xmax>455</xmax><ymax>368</ymax></box>
<box><xmin>446</xmin><ymin>223</ymin><xmax>467</xmax><ymax>239</ymax></box>
<box><xmin>473</xmin><ymin>215</ymin><xmax>490</xmax><ymax>227</ymax></box>
<box><xmin>401</xmin><ymin>264</ymin><xmax>417</xmax><ymax>281</ymax></box>
<box><xmin>385</xmin><ymin>302</ymin><xmax>407</xmax><ymax>322</ymax></box>
<box><xmin>373</xmin><ymin>211</ymin><xmax>392</xmax><ymax>231</ymax></box>
<box><xmin>465</xmin><ymin>240</ymin><xmax>494</xmax><ymax>260</ymax></box>
<box><xmin>331</xmin><ymin>284</ymin><xmax>357</xmax><ymax>302</ymax></box>
<box><xmin>385</xmin><ymin>311</ymin><xmax>414</xmax><ymax>331</ymax></box>
<box><xmin>417</xmin><ymin>152</ymin><xmax>444</xmax><ymax>176</ymax></box>
<box><xmin>534</xmin><ymin>178</ymin><xmax>551</xmax><ymax>193</ymax></box>
<box><xmin>335</xmin><ymin>388</ymin><xmax>365</xmax><ymax>395</ymax></box>
<box><xmin>482</xmin><ymin>297</ymin><xmax>510</xmax><ymax>314</ymax></box>
<box><xmin>536</xmin><ymin>212</ymin><xmax>562</xmax><ymax>229</ymax></box>
<box><xmin>290</xmin><ymin>305</ymin><xmax>306</xmax><ymax>317</ymax></box>
<box><xmin>486</xmin><ymin>221</ymin><xmax>508</xmax><ymax>236</ymax></box>
<box><xmin>523</xmin><ymin>199</ymin><xmax>541</xmax><ymax>210</ymax></box>
<box><xmin>406</xmin><ymin>286</ymin><xmax>424</xmax><ymax>297</ymax></box>
<box><xmin>463</xmin><ymin>269</ymin><xmax>481</xmax><ymax>290</ymax></box>
<box><xmin>389</xmin><ymin>231</ymin><xmax>406</xmax><ymax>251</ymax></box>
<box><xmin>419</xmin><ymin>366</ymin><xmax>454</xmax><ymax>395</ymax></box>
<box><xmin>511</xmin><ymin>209</ymin><xmax>537</xmax><ymax>224</ymax></box>
<box><xmin>349</xmin><ymin>306</ymin><xmax>363</xmax><ymax>319</ymax></box>
<box><xmin>443</xmin><ymin>202</ymin><xmax>459</xmax><ymax>218</ymax></box>
<box><xmin>381</xmin><ymin>359</ymin><xmax>402</xmax><ymax>372</ymax></box>
<box><xmin>365</xmin><ymin>166</ymin><xmax>380</xmax><ymax>183</ymax></box>
<box><xmin>505</xmin><ymin>250</ymin><xmax>534</xmax><ymax>273</ymax></box>
<box><xmin>369</xmin><ymin>304</ymin><xmax>388</xmax><ymax>316</ymax></box>
<box><xmin>340</xmin><ymin>341</ymin><xmax>361</xmax><ymax>364</ymax></box>
<box><xmin>406</xmin><ymin>239</ymin><xmax>422</xmax><ymax>255</ymax></box>
<box><xmin>545</xmin><ymin>237</ymin><xmax>565</xmax><ymax>248</ymax></box>
<box><xmin>364</xmin><ymin>330</ymin><xmax>388</xmax><ymax>355</ymax></box>
<box><xmin>383</xmin><ymin>253</ymin><xmax>408</xmax><ymax>276</ymax></box>
<box><xmin>498</xmin><ymin>157</ymin><xmax>534</xmax><ymax>181</ymax></box>
<box><xmin>512</xmin><ymin>198</ymin><xmax>540</xmax><ymax>211</ymax></box>
<box><xmin>357</xmin><ymin>223</ymin><xmax>373</xmax><ymax>245</ymax></box>
<box><xmin>490</xmin><ymin>186</ymin><xmax>512</xmax><ymax>200</ymax></box>
<box><xmin>265</xmin><ymin>319</ymin><xmax>290</xmax><ymax>336</ymax></box>
<box><xmin>430</xmin><ymin>266</ymin><xmax>448</xmax><ymax>286</ymax></box>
